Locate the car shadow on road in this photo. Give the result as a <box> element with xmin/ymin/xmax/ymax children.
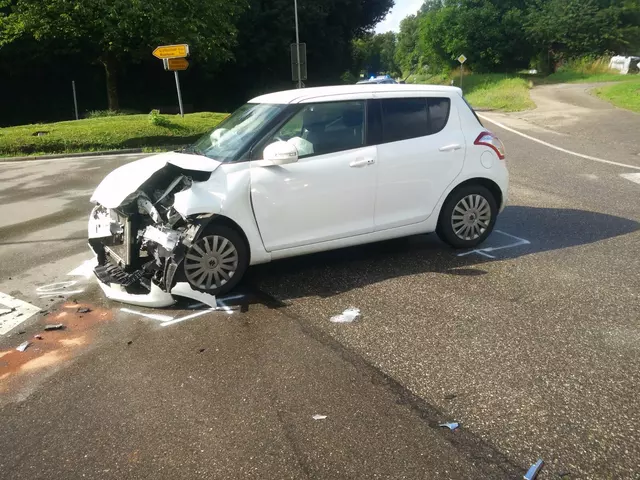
<box><xmin>245</xmin><ymin>206</ymin><xmax>639</xmax><ymax>301</ymax></box>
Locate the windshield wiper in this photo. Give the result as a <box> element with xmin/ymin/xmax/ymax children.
<box><xmin>181</xmin><ymin>145</ymin><xmax>205</xmax><ymax>156</ymax></box>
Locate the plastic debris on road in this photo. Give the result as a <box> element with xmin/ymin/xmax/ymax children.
<box><xmin>524</xmin><ymin>459</ymin><xmax>544</xmax><ymax>480</ymax></box>
<box><xmin>34</xmin><ymin>334</ymin><xmax>43</xmax><ymax>340</ymax></box>
<box><xmin>330</xmin><ymin>308</ymin><xmax>361</xmax><ymax>323</ymax></box>
<box><xmin>312</xmin><ymin>414</ymin><xmax>327</xmax><ymax>420</ymax></box>
<box><xmin>439</xmin><ymin>422</ymin><xmax>460</xmax><ymax>431</ymax></box>
<box><xmin>77</xmin><ymin>307</ymin><xmax>92</xmax><ymax>314</ymax></box>
<box><xmin>44</xmin><ymin>324</ymin><xmax>65</xmax><ymax>331</ymax></box>
<box><xmin>16</xmin><ymin>341</ymin><xmax>30</xmax><ymax>352</ymax></box>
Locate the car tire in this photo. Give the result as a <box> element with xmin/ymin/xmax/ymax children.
<box><xmin>181</xmin><ymin>224</ymin><xmax>249</xmax><ymax>296</ymax></box>
<box><xmin>437</xmin><ymin>185</ymin><xmax>498</xmax><ymax>249</ymax></box>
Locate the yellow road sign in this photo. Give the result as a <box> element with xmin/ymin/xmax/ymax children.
<box><xmin>153</xmin><ymin>44</ymin><xmax>189</xmax><ymax>59</ymax></box>
<box><xmin>164</xmin><ymin>58</ymin><xmax>190</xmax><ymax>71</ymax></box>
<box><xmin>457</xmin><ymin>54</ymin><xmax>467</xmax><ymax>64</ymax></box>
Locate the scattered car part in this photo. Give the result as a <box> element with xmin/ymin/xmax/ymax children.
<box><xmin>438</xmin><ymin>422</ymin><xmax>460</xmax><ymax>431</ymax></box>
<box><xmin>44</xmin><ymin>324</ymin><xmax>65</xmax><ymax>331</ymax></box>
<box><xmin>16</xmin><ymin>341</ymin><xmax>30</xmax><ymax>352</ymax></box>
<box><xmin>330</xmin><ymin>308</ymin><xmax>361</xmax><ymax>323</ymax></box>
<box><xmin>523</xmin><ymin>459</ymin><xmax>544</xmax><ymax>480</ymax></box>
<box><xmin>312</xmin><ymin>414</ymin><xmax>327</xmax><ymax>420</ymax></box>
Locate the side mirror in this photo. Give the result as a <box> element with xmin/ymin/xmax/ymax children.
<box><xmin>262</xmin><ymin>141</ymin><xmax>299</xmax><ymax>166</ymax></box>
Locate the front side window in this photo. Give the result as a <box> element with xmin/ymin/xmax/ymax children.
<box><xmin>261</xmin><ymin>101</ymin><xmax>365</xmax><ymax>159</ymax></box>
<box><xmin>187</xmin><ymin>103</ymin><xmax>287</xmax><ymax>162</ymax></box>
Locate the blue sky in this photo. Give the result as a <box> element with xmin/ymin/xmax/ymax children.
<box><xmin>375</xmin><ymin>0</ymin><xmax>423</xmax><ymax>33</ymax></box>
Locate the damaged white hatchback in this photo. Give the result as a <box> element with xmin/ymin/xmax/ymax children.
<box><xmin>89</xmin><ymin>84</ymin><xmax>509</xmax><ymax>307</ymax></box>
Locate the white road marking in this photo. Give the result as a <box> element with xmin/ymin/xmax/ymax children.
<box><xmin>36</xmin><ymin>280</ymin><xmax>85</xmax><ymax>298</ymax></box>
<box><xmin>620</xmin><ymin>172</ymin><xmax>640</xmax><ymax>185</ymax></box>
<box><xmin>67</xmin><ymin>258</ymin><xmax>98</xmax><ymax>277</ymax></box>
<box><xmin>478</xmin><ymin>114</ymin><xmax>640</xmax><ymax>171</ymax></box>
<box><xmin>0</xmin><ymin>292</ymin><xmax>41</xmax><ymax>335</ymax></box>
<box><xmin>119</xmin><ymin>308</ymin><xmax>174</xmax><ymax>322</ymax></box>
<box><xmin>160</xmin><ymin>309</ymin><xmax>214</xmax><ymax>327</ymax></box>
<box><xmin>457</xmin><ymin>230</ymin><xmax>531</xmax><ymax>259</ymax></box>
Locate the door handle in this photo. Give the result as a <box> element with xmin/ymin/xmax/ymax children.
<box><xmin>350</xmin><ymin>157</ymin><xmax>375</xmax><ymax>168</ymax></box>
<box><xmin>439</xmin><ymin>144</ymin><xmax>462</xmax><ymax>152</ymax></box>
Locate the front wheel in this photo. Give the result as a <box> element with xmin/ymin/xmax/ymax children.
<box><xmin>437</xmin><ymin>185</ymin><xmax>497</xmax><ymax>249</ymax></box>
<box><xmin>182</xmin><ymin>225</ymin><xmax>248</xmax><ymax>296</ymax></box>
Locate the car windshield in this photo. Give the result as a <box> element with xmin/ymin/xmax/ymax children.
<box><xmin>186</xmin><ymin>103</ymin><xmax>286</xmax><ymax>161</ymax></box>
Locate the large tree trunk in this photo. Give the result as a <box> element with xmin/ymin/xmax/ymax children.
<box><xmin>100</xmin><ymin>53</ymin><xmax>120</xmax><ymax>111</ymax></box>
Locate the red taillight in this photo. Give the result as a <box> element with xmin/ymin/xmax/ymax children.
<box><xmin>474</xmin><ymin>131</ymin><xmax>506</xmax><ymax>160</ymax></box>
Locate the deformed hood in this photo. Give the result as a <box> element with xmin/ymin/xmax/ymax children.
<box><xmin>91</xmin><ymin>151</ymin><xmax>222</xmax><ymax>208</ymax></box>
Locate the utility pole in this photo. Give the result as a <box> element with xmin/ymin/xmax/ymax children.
<box><xmin>294</xmin><ymin>0</ymin><xmax>302</xmax><ymax>89</ymax></box>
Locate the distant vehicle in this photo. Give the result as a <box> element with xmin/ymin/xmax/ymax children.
<box><xmin>357</xmin><ymin>75</ymin><xmax>398</xmax><ymax>84</ymax></box>
<box><xmin>89</xmin><ymin>84</ymin><xmax>508</xmax><ymax>306</ymax></box>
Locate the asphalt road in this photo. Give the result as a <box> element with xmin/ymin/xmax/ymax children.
<box><xmin>1</xmin><ymin>85</ymin><xmax>639</xmax><ymax>479</ymax></box>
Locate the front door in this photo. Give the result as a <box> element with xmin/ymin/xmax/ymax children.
<box><xmin>250</xmin><ymin>100</ymin><xmax>377</xmax><ymax>251</ymax></box>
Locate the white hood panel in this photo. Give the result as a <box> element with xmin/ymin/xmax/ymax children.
<box><xmin>91</xmin><ymin>152</ymin><xmax>221</xmax><ymax>209</ymax></box>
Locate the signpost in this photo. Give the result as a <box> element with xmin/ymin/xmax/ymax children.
<box><xmin>71</xmin><ymin>80</ymin><xmax>79</xmax><ymax>120</ymax></box>
<box><xmin>153</xmin><ymin>44</ymin><xmax>190</xmax><ymax>117</ymax></box>
<box><xmin>291</xmin><ymin>43</ymin><xmax>307</xmax><ymax>85</ymax></box>
<box><xmin>153</xmin><ymin>44</ymin><xmax>189</xmax><ymax>60</ymax></box>
<box><xmin>457</xmin><ymin>54</ymin><xmax>467</xmax><ymax>90</ymax></box>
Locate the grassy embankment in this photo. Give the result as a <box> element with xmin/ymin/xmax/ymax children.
<box><xmin>0</xmin><ymin>111</ymin><xmax>227</xmax><ymax>157</ymax></box>
<box><xmin>408</xmin><ymin>56</ymin><xmax>638</xmax><ymax>112</ymax></box>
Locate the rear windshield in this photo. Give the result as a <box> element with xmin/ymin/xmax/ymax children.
<box><xmin>461</xmin><ymin>95</ymin><xmax>484</xmax><ymax>126</ymax></box>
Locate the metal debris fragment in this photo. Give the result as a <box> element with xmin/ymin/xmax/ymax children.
<box><xmin>16</xmin><ymin>341</ymin><xmax>30</xmax><ymax>352</ymax></box>
<box><xmin>330</xmin><ymin>307</ymin><xmax>361</xmax><ymax>323</ymax></box>
<box><xmin>77</xmin><ymin>307</ymin><xmax>92</xmax><ymax>314</ymax></box>
<box><xmin>312</xmin><ymin>414</ymin><xmax>327</xmax><ymax>420</ymax></box>
<box><xmin>44</xmin><ymin>324</ymin><xmax>65</xmax><ymax>331</ymax></box>
<box><xmin>439</xmin><ymin>422</ymin><xmax>460</xmax><ymax>431</ymax></box>
<box><xmin>34</xmin><ymin>334</ymin><xmax>43</xmax><ymax>340</ymax></box>
<box><xmin>523</xmin><ymin>459</ymin><xmax>544</xmax><ymax>480</ymax></box>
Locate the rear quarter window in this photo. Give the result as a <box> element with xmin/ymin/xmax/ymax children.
<box><xmin>428</xmin><ymin>98</ymin><xmax>451</xmax><ymax>134</ymax></box>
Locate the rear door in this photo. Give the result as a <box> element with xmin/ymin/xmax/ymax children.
<box><xmin>370</xmin><ymin>94</ymin><xmax>466</xmax><ymax>230</ymax></box>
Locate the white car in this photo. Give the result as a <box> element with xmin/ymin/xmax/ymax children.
<box><xmin>89</xmin><ymin>84</ymin><xmax>508</xmax><ymax>307</ymax></box>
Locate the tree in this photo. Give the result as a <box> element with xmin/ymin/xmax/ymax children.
<box><xmin>1</xmin><ymin>0</ymin><xmax>246</xmax><ymax>110</ymax></box>
<box><xmin>395</xmin><ymin>15</ymin><xmax>422</xmax><ymax>75</ymax></box>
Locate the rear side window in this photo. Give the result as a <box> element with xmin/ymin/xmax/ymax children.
<box><xmin>379</xmin><ymin>97</ymin><xmax>451</xmax><ymax>144</ymax></box>
<box><xmin>381</xmin><ymin>98</ymin><xmax>428</xmax><ymax>143</ymax></box>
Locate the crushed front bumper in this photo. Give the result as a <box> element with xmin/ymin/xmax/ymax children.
<box><xmin>88</xmin><ymin>205</ymin><xmax>217</xmax><ymax>308</ymax></box>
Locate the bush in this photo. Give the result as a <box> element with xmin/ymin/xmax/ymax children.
<box><xmin>85</xmin><ymin>109</ymin><xmax>138</xmax><ymax>118</ymax></box>
<box><xmin>556</xmin><ymin>55</ymin><xmax>613</xmax><ymax>75</ymax></box>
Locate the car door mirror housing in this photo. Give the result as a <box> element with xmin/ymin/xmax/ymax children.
<box><xmin>263</xmin><ymin>141</ymin><xmax>299</xmax><ymax>166</ymax></box>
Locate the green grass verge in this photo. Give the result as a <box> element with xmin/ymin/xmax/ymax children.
<box><xmin>593</xmin><ymin>78</ymin><xmax>640</xmax><ymax>113</ymax></box>
<box><xmin>408</xmin><ymin>72</ymin><xmax>535</xmax><ymax>112</ymax></box>
<box><xmin>462</xmin><ymin>74</ymin><xmax>535</xmax><ymax>112</ymax></box>
<box><xmin>0</xmin><ymin>112</ymin><xmax>227</xmax><ymax>157</ymax></box>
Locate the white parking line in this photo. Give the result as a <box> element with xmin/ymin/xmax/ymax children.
<box><xmin>478</xmin><ymin>114</ymin><xmax>640</xmax><ymax>171</ymax></box>
<box><xmin>0</xmin><ymin>292</ymin><xmax>41</xmax><ymax>335</ymax></box>
<box><xmin>119</xmin><ymin>308</ymin><xmax>175</xmax><ymax>323</ymax></box>
<box><xmin>457</xmin><ymin>230</ymin><xmax>531</xmax><ymax>259</ymax></box>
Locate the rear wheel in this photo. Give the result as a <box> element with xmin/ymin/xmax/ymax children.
<box><xmin>437</xmin><ymin>185</ymin><xmax>497</xmax><ymax>249</ymax></box>
<box><xmin>183</xmin><ymin>225</ymin><xmax>248</xmax><ymax>296</ymax></box>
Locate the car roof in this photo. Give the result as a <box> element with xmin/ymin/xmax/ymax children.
<box><xmin>249</xmin><ymin>84</ymin><xmax>462</xmax><ymax>104</ymax></box>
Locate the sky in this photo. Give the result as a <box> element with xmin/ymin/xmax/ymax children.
<box><xmin>375</xmin><ymin>0</ymin><xmax>423</xmax><ymax>33</ymax></box>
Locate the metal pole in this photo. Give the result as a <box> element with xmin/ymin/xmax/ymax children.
<box><xmin>460</xmin><ymin>66</ymin><xmax>463</xmax><ymax>90</ymax></box>
<box><xmin>72</xmin><ymin>80</ymin><xmax>79</xmax><ymax>120</ymax></box>
<box><xmin>174</xmin><ymin>71</ymin><xmax>184</xmax><ymax>117</ymax></box>
<box><xmin>294</xmin><ymin>0</ymin><xmax>302</xmax><ymax>89</ymax></box>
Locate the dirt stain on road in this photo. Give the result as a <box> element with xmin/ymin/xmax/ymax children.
<box><xmin>0</xmin><ymin>303</ymin><xmax>113</xmax><ymax>402</ymax></box>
